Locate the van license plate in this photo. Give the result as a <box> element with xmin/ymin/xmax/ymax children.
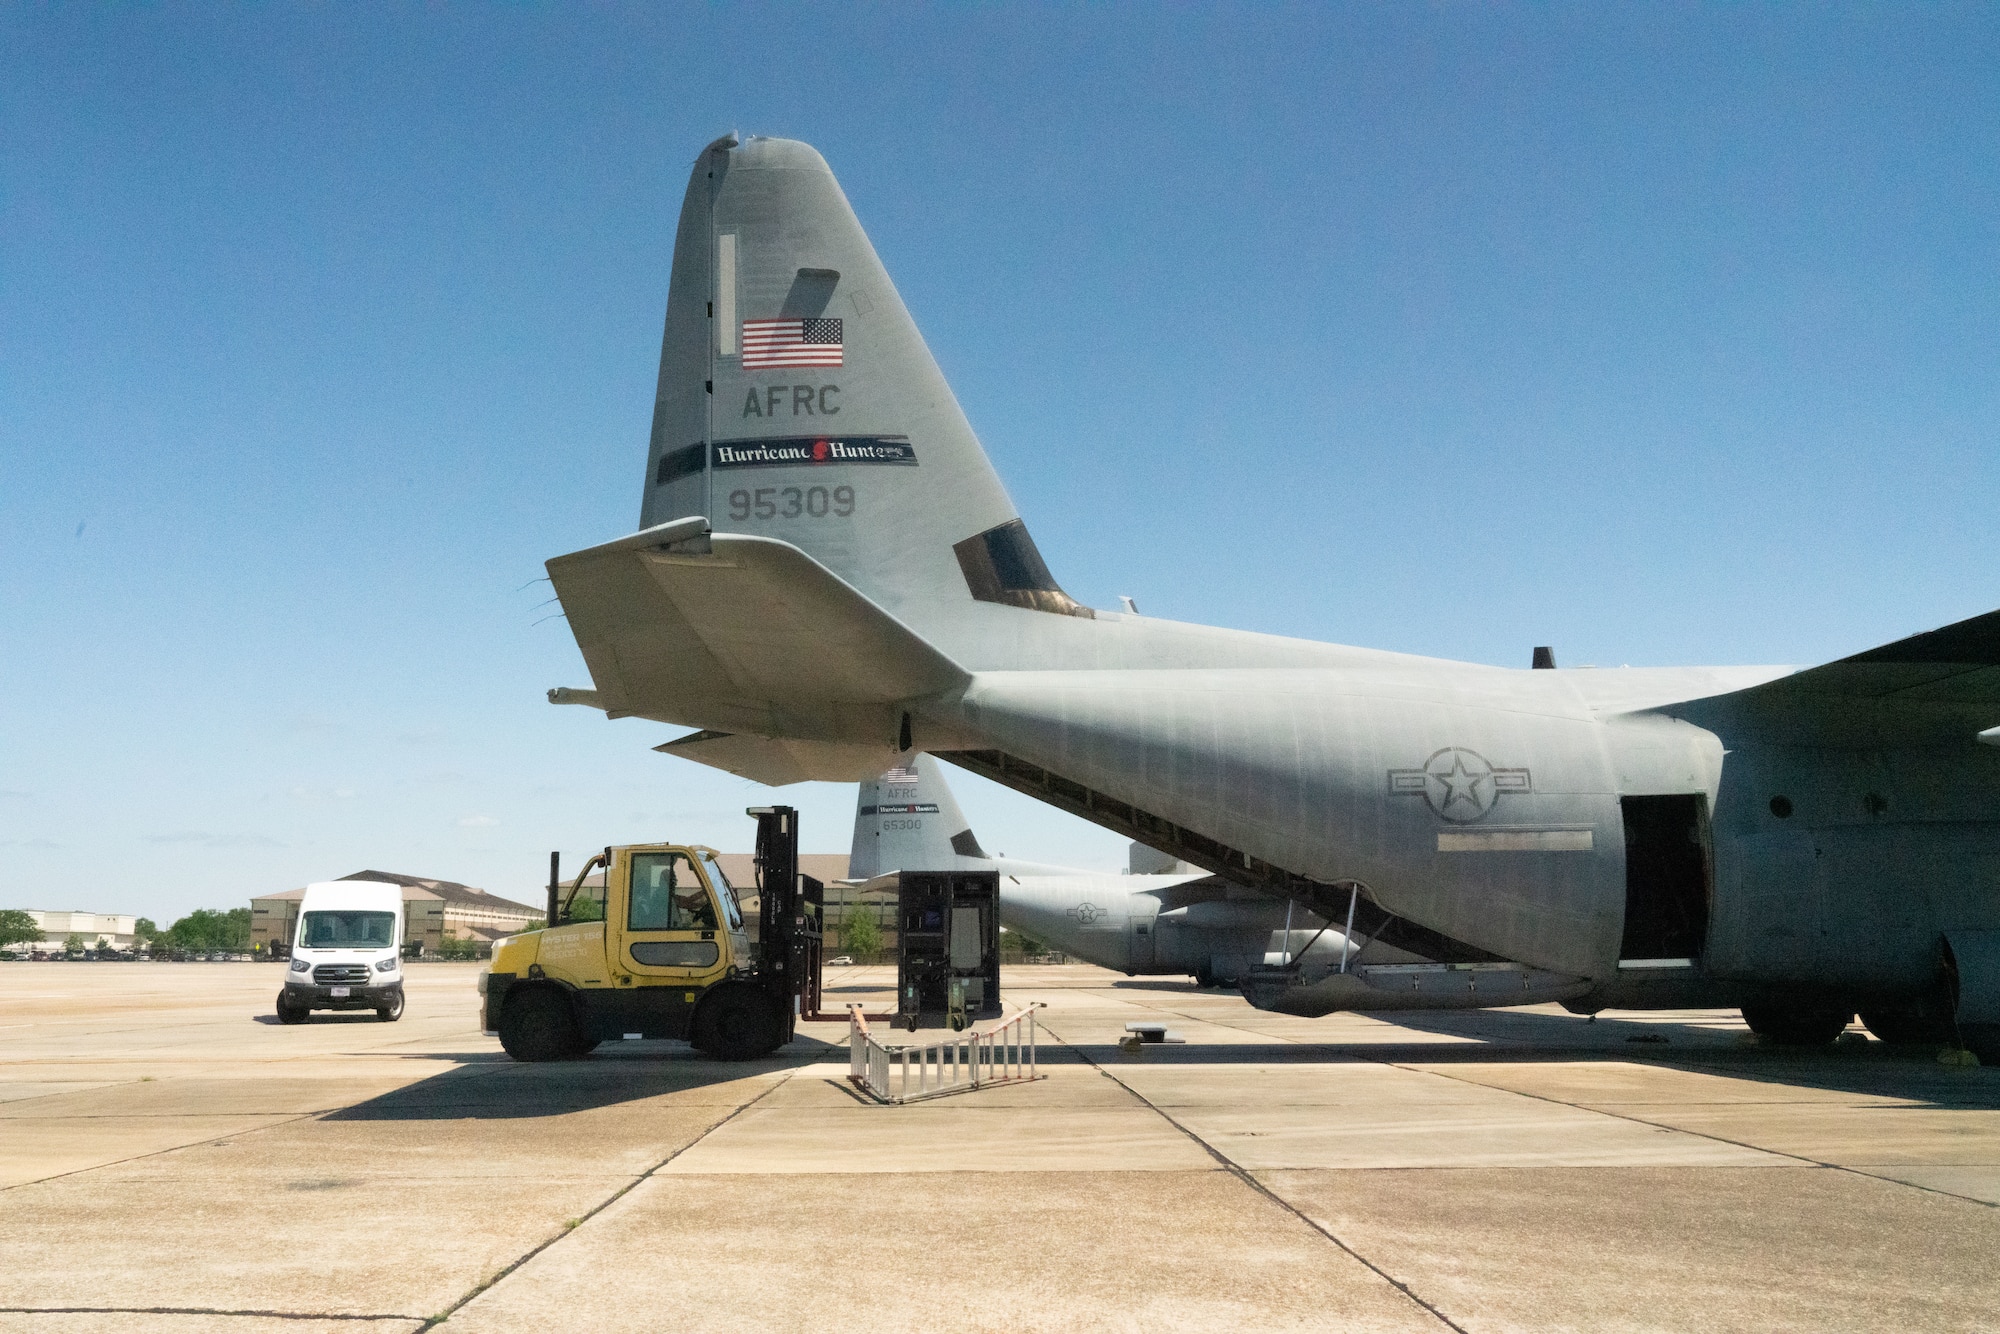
<box><xmin>330</xmin><ymin>986</ymin><xmax>350</xmax><ymax>997</ymax></box>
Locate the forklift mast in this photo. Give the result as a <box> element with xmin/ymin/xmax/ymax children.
<box><xmin>749</xmin><ymin>807</ymin><xmax>824</xmax><ymax>1030</ymax></box>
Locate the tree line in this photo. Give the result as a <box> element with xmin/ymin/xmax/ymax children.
<box><xmin>0</xmin><ymin>907</ymin><xmax>252</xmax><ymax>953</ymax></box>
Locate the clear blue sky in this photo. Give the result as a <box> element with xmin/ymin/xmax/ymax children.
<box><xmin>4</xmin><ymin>5</ymin><xmax>1996</xmax><ymax>923</ymax></box>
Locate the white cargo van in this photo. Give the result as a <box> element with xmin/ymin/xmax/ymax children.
<box><xmin>278</xmin><ymin>880</ymin><xmax>405</xmax><ymax>1023</ymax></box>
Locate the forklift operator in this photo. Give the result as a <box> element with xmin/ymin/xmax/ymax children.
<box><xmin>673</xmin><ymin>881</ymin><xmax>717</xmax><ymax>930</ymax></box>
<box><xmin>629</xmin><ymin>851</ymin><xmax>717</xmax><ymax>931</ymax></box>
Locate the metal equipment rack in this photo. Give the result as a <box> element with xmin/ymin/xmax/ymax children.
<box><xmin>894</xmin><ymin>870</ymin><xmax>1001</xmax><ymax>1030</ymax></box>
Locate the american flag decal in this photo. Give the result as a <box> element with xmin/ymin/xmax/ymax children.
<box><xmin>741</xmin><ymin>317</ymin><xmax>843</xmax><ymax>369</ymax></box>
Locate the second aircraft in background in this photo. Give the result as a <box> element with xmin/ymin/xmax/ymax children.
<box><xmin>845</xmin><ymin>755</ymin><xmax>1344</xmax><ymax>989</ymax></box>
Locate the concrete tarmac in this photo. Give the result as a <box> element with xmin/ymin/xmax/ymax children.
<box><xmin>2</xmin><ymin>961</ymin><xmax>1996</xmax><ymax>1332</ymax></box>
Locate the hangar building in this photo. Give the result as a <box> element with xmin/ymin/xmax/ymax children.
<box><xmin>4</xmin><ymin>911</ymin><xmax>138</xmax><ymax>954</ymax></box>
<box><xmin>250</xmin><ymin>871</ymin><xmax>543</xmax><ymax>957</ymax></box>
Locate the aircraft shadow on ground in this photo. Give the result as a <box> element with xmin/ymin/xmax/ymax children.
<box><xmin>1176</xmin><ymin>1007</ymin><xmax>2000</xmax><ymax>1108</ymax></box>
<box><xmin>314</xmin><ymin>1006</ymin><xmax>1998</xmax><ymax>1120</ymax></box>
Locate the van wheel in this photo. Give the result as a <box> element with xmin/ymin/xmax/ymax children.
<box><xmin>696</xmin><ymin>989</ymin><xmax>782</xmax><ymax>1061</ymax></box>
<box><xmin>498</xmin><ymin>988</ymin><xmax>580</xmax><ymax>1062</ymax></box>
<box><xmin>1742</xmin><ymin>1003</ymin><xmax>1853</xmax><ymax>1046</ymax></box>
<box><xmin>276</xmin><ymin>995</ymin><xmax>309</xmax><ymax>1025</ymax></box>
<box><xmin>375</xmin><ymin>989</ymin><xmax>405</xmax><ymax>1023</ymax></box>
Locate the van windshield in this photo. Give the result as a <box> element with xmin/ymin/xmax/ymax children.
<box><xmin>301</xmin><ymin>910</ymin><xmax>396</xmax><ymax>949</ymax></box>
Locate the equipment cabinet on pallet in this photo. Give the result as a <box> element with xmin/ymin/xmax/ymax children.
<box><xmin>894</xmin><ymin>870</ymin><xmax>1001</xmax><ymax>1030</ymax></box>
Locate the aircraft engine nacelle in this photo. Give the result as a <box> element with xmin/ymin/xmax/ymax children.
<box><xmin>1154</xmin><ymin>901</ymin><xmax>1314</xmax><ymax>985</ymax></box>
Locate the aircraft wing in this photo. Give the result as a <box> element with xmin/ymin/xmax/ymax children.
<box><xmin>1724</xmin><ymin>608</ymin><xmax>2000</xmax><ymax>706</ymax></box>
<box><xmin>546</xmin><ymin>522</ymin><xmax>969</xmax><ymax>780</ymax></box>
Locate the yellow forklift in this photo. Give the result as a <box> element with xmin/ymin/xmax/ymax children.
<box><xmin>481</xmin><ymin>807</ymin><xmax>822</xmax><ymax>1061</ymax></box>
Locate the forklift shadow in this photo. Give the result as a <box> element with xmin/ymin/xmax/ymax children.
<box><xmin>323</xmin><ymin>1034</ymin><xmax>850</xmax><ymax>1121</ymax></box>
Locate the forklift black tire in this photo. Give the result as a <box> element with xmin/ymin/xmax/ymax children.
<box><xmin>276</xmin><ymin>994</ymin><xmax>309</xmax><ymax>1025</ymax></box>
<box><xmin>499</xmin><ymin>987</ymin><xmax>582</xmax><ymax>1062</ymax></box>
<box><xmin>695</xmin><ymin>989</ymin><xmax>782</xmax><ymax>1061</ymax></box>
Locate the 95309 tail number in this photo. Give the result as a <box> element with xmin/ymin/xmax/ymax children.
<box><xmin>727</xmin><ymin>485</ymin><xmax>855</xmax><ymax>521</ymax></box>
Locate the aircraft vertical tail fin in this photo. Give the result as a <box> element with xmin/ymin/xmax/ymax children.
<box><xmin>641</xmin><ymin>135</ymin><xmax>1090</xmax><ymax>625</ymax></box>
<box><xmin>848</xmin><ymin>753</ymin><xmax>988</xmax><ymax>880</ymax></box>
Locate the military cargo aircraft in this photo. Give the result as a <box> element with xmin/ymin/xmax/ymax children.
<box><xmin>546</xmin><ymin>135</ymin><xmax>2000</xmax><ymax>1056</ymax></box>
<box><xmin>844</xmin><ymin>754</ymin><xmax>1342</xmax><ymax>987</ymax></box>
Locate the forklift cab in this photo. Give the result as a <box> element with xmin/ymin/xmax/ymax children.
<box><xmin>618</xmin><ymin>847</ymin><xmax>744</xmax><ymax>984</ymax></box>
<box><xmin>556</xmin><ymin>844</ymin><xmax>744</xmax><ymax>928</ymax></box>
<box><xmin>552</xmin><ymin>845</ymin><xmax>747</xmax><ymax>985</ymax></box>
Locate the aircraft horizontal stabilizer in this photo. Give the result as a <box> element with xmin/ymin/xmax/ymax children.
<box><xmin>547</xmin><ymin>522</ymin><xmax>969</xmax><ymax>772</ymax></box>
<box><xmin>1726</xmin><ymin>607</ymin><xmax>2000</xmax><ymax>706</ymax></box>
<box><xmin>652</xmin><ymin>730</ymin><xmax>913</xmax><ymax>786</ymax></box>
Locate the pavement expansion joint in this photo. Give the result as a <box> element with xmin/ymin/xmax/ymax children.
<box><xmin>0</xmin><ymin>1308</ymin><xmax>418</xmax><ymax>1323</ymax></box>
<box><xmin>415</xmin><ymin>1068</ymin><xmax>800</xmax><ymax>1331</ymax></box>
<box><xmin>1376</xmin><ymin>1056</ymin><xmax>2000</xmax><ymax>1209</ymax></box>
<box><xmin>1055</xmin><ymin>1021</ymin><xmax>1470</xmax><ymax>1331</ymax></box>
<box><xmin>0</xmin><ymin>1110</ymin><xmax>327</xmax><ymax>1194</ymax></box>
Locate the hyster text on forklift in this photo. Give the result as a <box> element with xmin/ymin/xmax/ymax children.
<box><xmin>481</xmin><ymin>807</ymin><xmax>823</xmax><ymax>1061</ymax></box>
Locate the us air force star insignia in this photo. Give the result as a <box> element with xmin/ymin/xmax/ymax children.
<box><xmin>1387</xmin><ymin>748</ymin><xmax>1531</xmax><ymax>823</ymax></box>
<box><xmin>1068</xmin><ymin>902</ymin><xmax>1105</xmax><ymax>925</ymax></box>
